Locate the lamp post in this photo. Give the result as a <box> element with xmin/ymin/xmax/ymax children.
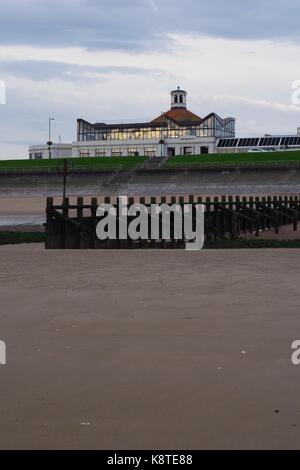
<box><xmin>47</xmin><ymin>117</ymin><xmax>54</xmax><ymax>159</ymax></box>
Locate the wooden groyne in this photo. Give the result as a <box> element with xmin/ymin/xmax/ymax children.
<box><xmin>45</xmin><ymin>195</ymin><xmax>300</xmax><ymax>249</ymax></box>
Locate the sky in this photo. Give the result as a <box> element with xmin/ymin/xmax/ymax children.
<box><xmin>1</xmin><ymin>0</ymin><xmax>300</xmax><ymax>159</ymax></box>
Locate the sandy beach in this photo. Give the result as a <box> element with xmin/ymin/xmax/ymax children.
<box><xmin>0</xmin><ymin>245</ymin><xmax>300</xmax><ymax>449</ymax></box>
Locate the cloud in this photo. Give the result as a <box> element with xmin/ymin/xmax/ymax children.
<box><xmin>1</xmin><ymin>1</ymin><xmax>300</xmax><ymax>158</ymax></box>
<box><xmin>0</xmin><ymin>60</ymin><xmax>158</xmax><ymax>82</ymax></box>
<box><xmin>0</xmin><ymin>0</ymin><xmax>300</xmax><ymax>52</ymax></box>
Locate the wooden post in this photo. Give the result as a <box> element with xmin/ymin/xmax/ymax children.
<box><xmin>77</xmin><ymin>197</ymin><xmax>83</xmax><ymax>218</ymax></box>
<box><xmin>206</xmin><ymin>196</ymin><xmax>212</xmax><ymax>242</ymax></box>
<box><xmin>213</xmin><ymin>196</ymin><xmax>219</xmax><ymax>240</ymax></box>
<box><xmin>91</xmin><ymin>197</ymin><xmax>98</xmax><ymax>248</ymax></box>
<box><xmin>273</xmin><ymin>196</ymin><xmax>279</xmax><ymax>233</ymax></box>
<box><xmin>62</xmin><ymin>197</ymin><xmax>69</xmax><ymax>217</ymax></box>
<box><xmin>140</xmin><ymin>197</ymin><xmax>147</xmax><ymax>248</ymax></box>
<box><xmin>45</xmin><ymin>197</ymin><xmax>54</xmax><ymax>249</ymax></box>
<box><xmin>128</xmin><ymin>197</ymin><xmax>134</xmax><ymax>249</ymax></box>
<box><xmin>150</xmin><ymin>197</ymin><xmax>156</xmax><ymax>248</ymax></box>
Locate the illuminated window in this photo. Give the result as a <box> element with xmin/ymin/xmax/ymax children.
<box><xmin>111</xmin><ymin>148</ymin><xmax>123</xmax><ymax>157</ymax></box>
<box><xmin>203</xmin><ymin>126</ymin><xmax>209</xmax><ymax>137</ymax></box>
<box><xmin>95</xmin><ymin>148</ymin><xmax>106</xmax><ymax>157</ymax></box>
<box><xmin>183</xmin><ymin>147</ymin><xmax>193</xmax><ymax>155</ymax></box>
<box><xmin>79</xmin><ymin>149</ymin><xmax>90</xmax><ymax>157</ymax></box>
<box><xmin>128</xmin><ymin>148</ymin><xmax>139</xmax><ymax>156</ymax></box>
<box><xmin>144</xmin><ymin>147</ymin><xmax>156</xmax><ymax>157</ymax></box>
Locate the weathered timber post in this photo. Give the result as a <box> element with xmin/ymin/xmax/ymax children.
<box><xmin>206</xmin><ymin>196</ymin><xmax>212</xmax><ymax>242</ymax></box>
<box><xmin>76</xmin><ymin>197</ymin><xmax>86</xmax><ymax>249</ymax></box>
<box><xmin>150</xmin><ymin>197</ymin><xmax>156</xmax><ymax>248</ymax></box>
<box><xmin>254</xmin><ymin>197</ymin><xmax>261</xmax><ymax>236</ymax></box>
<box><xmin>91</xmin><ymin>197</ymin><xmax>98</xmax><ymax>248</ymax></box>
<box><xmin>46</xmin><ymin>197</ymin><xmax>57</xmax><ymax>249</ymax></box>
<box><xmin>289</xmin><ymin>195</ymin><xmax>298</xmax><ymax>231</ymax></box>
<box><xmin>160</xmin><ymin>197</ymin><xmax>167</xmax><ymax>248</ymax></box>
<box><xmin>273</xmin><ymin>196</ymin><xmax>279</xmax><ymax>234</ymax></box>
<box><xmin>213</xmin><ymin>196</ymin><xmax>219</xmax><ymax>240</ymax></box>
<box><xmin>139</xmin><ymin>197</ymin><xmax>147</xmax><ymax>249</ymax></box>
<box><xmin>127</xmin><ymin>197</ymin><xmax>134</xmax><ymax>249</ymax></box>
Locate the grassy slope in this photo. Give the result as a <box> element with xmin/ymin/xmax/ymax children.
<box><xmin>0</xmin><ymin>151</ymin><xmax>300</xmax><ymax>171</ymax></box>
<box><xmin>0</xmin><ymin>156</ymin><xmax>145</xmax><ymax>171</ymax></box>
<box><xmin>166</xmin><ymin>151</ymin><xmax>300</xmax><ymax>167</ymax></box>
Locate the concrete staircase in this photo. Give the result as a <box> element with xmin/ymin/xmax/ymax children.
<box><xmin>103</xmin><ymin>155</ymin><xmax>171</xmax><ymax>190</ymax></box>
<box><xmin>103</xmin><ymin>167</ymin><xmax>135</xmax><ymax>187</ymax></box>
<box><xmin>142</xmin><ymin>155</ymin><xmax>171</xmax><ymax>169</ymax></box>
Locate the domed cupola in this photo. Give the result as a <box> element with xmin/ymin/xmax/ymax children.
<box><xmin>170</xmin><ymin>87</ymin><xmax>187</xmax><ymax>109</ymax></box>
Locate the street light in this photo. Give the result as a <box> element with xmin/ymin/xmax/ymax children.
<box><xmin>47</xmin><ymin>117</ymin><xmax>54</xmax><ymax>159</ymax></box>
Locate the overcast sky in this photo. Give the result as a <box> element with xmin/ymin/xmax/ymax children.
<box><xmin>1</xmin><ymin>0</ymin><xmax>300</xmax><ymax>159</ymax></box>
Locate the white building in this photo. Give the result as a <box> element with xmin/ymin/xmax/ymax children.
<box><xmin>29</xmin><ymin>143</ymin><xmax>72</xmax><ymax>160</ymax></box>
<box><xmin>29</xmin><ymin>88</ymin><xmax>235</xmax><ymax>159</ymax></box>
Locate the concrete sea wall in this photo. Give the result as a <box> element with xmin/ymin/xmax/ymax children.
<box><xmin>0</xmin><ymin>167</ymin><xmax>300</xmax><ymax>197</ymax></box>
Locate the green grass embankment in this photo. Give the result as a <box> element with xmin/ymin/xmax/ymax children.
<box><xmin>166</xmin><ymin>151</ymin><xmax>300</xmax><ymax>168</ymax></box>
<box><xmin>0</xmin><ymin>156</ymin><xmax>145</xmax><ymax>172</ymax></box>
<box><xmin>0</xmin><ymin>150</ymin><xmax>300</xmax><ymax>172</ymax></box>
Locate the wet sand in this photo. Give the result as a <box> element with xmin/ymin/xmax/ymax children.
<box><xmin>0</xmin><ymin>246</ymin><xmax>300</xmax><ymax>449</ymax></box>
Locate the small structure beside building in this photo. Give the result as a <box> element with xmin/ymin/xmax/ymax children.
<box><xmin>29</xmin><ymin>143</ymin><xmax>72</xmax><ymax>160</ymax></box>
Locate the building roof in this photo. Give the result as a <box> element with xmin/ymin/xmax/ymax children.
<box><xmin>78</xmin><ymin>111</ymin><xmax>234</xmax><ymax>131</ymax></box>
<box><xmin>150</xmin><ymin>108</ymin><xmax>202</xmax><ymax>126</ymax></box>
<box><xmin>171</xmin><ymin>87</ymin><xmax>187</xmax><ymax>94</ymax></box>
<box><xmin>92</xmin><ymin>122</ymin><xmax>151</xmax><ymax>130</ymax></box>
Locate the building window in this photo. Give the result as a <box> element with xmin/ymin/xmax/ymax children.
<box><xmin>203</xmin><ymin>126</ymin><xmax>209</xmax><ymax>137</ymax></box>
<box><xmin>183</xmin><ymin>147</ymin><xmax>193</xmax><ymax>155</ymax></box>
<box><xmin>128</xmin><ymin>147</ymin><xmax>139</xmax><ymax>156</ymax></box>
<box><xmin>34</xmin><ymin>152</ymin><xmax>43</xmax><ymax>160</ymax></box>
<box><xmin>95</xmin><ymin>148</ymin><xmax>106</xmax><ymax>157</ymax></box>
<box><xmin>79</xmin><ymin>149</ymin><xmax>90</xmax><ymax>158</ymax></box>
<box><xmin>174</xmin><ymin>95</ymin><xmax>178</xmax><ymax>104</ymax></box>
<box><xmin>144</xmin><ymin>147</ymin><xmax>156</xmax><ymax>157</ymax></box>
<box><xmin>180</xmin><ymin>95</ymin><xmax>183</xmax><ymax>104</ymax></box>
<box><xmin>111</xmin><ymin>148</ymin><xmax>123</xmax><ymax>157</ymax></box>
<box><xmin>29</xmin><ymin>153</ymin><xmax>33</xmax><ymax>160</ymax></box>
